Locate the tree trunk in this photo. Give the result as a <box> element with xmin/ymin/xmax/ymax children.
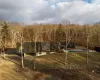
<box><xmin>65</xmin><ymin>52</ymin><xmax>68</xmax><ymax>65</ymax></box>
<box><xmin>65</xmin><ymin>33</ymin><xmax>71</xmax><ymax>67</ymax></box>
<box><xmin>58</xmin><ymin>42</ymin><xmax>61</xmax><ymax>51</ymax></box>
<box><xmin>34</xmin><ymin>40</ymin><xmax>37</xmax><ymax>53</ymax></box>
<box><xmin>86</xmin><ymin>38</ymin><xmax>89</xmax><ymax>64</ymax></box>
<box><xmin>21</xmin><ymin>39</ymin><xmax>24</xmax><ymax>68</ymax></box>
<box><xmin>34</xmin><ymin>40</ymin><xmax>37</xmax><ymax>70</ymax></box>
<box><xmin>3</xmin><ymin>47</ymin><xmax>5</xmax><ymax>59</ymax></box>
<box><xmin>33</xmin><ymin>57</ymin><xmax>36</xmax><ymax>70</ymax></box>
<box><xmin>3</xmin><ymin>41</ymin><xmax>6</xmax><ymax>59</ymax></box>
<box><xmin>65</xmin><ymin>36</ymin><xmax>68</xmax><ymax>66</ymax></box>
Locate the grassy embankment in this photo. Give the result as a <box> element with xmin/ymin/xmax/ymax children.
<box><xmin>3</xmin><ymin>52</ymin><xmax>100</xmax><ymax>80</ymax></box>
<box><xmin>34</xmin><ymin>52</ymin><xmax>100</xmax><ymax>80</ymax></box>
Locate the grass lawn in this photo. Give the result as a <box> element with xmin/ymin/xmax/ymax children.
<box><xmin>6</xmin><ymin>52</ymin><xmax>100</xmax><ymax>69</ymax></box>
<box><xmin>5</xmin><ymin>52</ymin><xmax>100</xmax><ymax>80</ymax></box>
<box><xmin>35</xmin><ymin>52</ymin><xmax>100</xmax><ymax>69</ymax></box>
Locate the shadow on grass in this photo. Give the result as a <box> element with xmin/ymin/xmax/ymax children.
<box><xmin>6</xmin><ymin>55</ymin><xmax>92</xmax><ymax>80</ymax></box>
<box><xmin>6</xmin><ymin>55</ymin><xmax>34</xmax><ymax>70</ymax></box>
<box><xmin>39</xmin><ymin>69</ymin><xmax>92</xmax><ymax>80</ymax></box>
<box><xmin>6</xmin><ymin>54</ymin><xmax>98</xmax><ymax>80</ymax></box>
<box><xmin>6</xmin><ymin>55</ymin><xmax>21</xmax><ymax>66</ymax></box>
<box><xmin>6</xmin><ymin>55</ymin><xmax>50</xmax><ymax>70</ymax></box>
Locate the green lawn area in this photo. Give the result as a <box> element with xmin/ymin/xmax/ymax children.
<box><xmin>6</xmin><ymin>52</ymin><xmax>100</xmax><ymax>69</ymax></box>
<box><xmin>35</xmin><ymin>52</ymin><xmax>100</xmax><ymax>69</ymax></box>
<box><xmin>4</xmin><ymin>52</ymin><xmax>100</xmax><ymax>80</ymax></box>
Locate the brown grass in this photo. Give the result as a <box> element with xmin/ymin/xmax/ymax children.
<box><xmin>1</xmin><ymin>52</ymin><xmax>100</xmax><ymax>80</ymax></box>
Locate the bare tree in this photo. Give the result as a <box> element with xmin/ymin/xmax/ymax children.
<box><xmin>55</xmin><ymin>24</ymin><xmax>65</xmax><ymax>51</ymax></box>
<box><xmin>41</xmin><ymin>27</ymin><xmax>52</xmax><ymax>52</ymax></box>
<box><xmin>23</xmin><ymin>27</ymin><xmax>39</xmax><ymax>70</ymax></box>
<box><xmin>83</xmin><ymin>26</ymin><xmax>92</xmax><ymax>64</ymax></box>
<box><xmin>33</xmin><ymin>29</ymin><xmax>41</xmax><ymax>70</ymax></box>
<box><xmin>64</xmin><ymin>28</ymin><xmax>74</xmax><ymax>66</ymax></box>
<box><xmin>18</xmin><ymin>31</ymin><xmax>24</xmax><ymax>68</ymax></box>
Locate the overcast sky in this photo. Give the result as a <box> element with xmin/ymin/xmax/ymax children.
<box><xmin>0</xmin><ymin>0</ymin><xmax>100</xmax><ymax>24</ymax></box>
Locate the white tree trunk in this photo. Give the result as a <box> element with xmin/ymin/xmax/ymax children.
<box><xmin>21</xmin><ymin>37</ymin><xmax>24</xmax><ymax>68</ymax></box>
<box><xmin>65</xmin><ymin>34</ymin><xmax>69</xmax><ymax>66</ymax></box>
<box><xmin>33</xmin><ymin>58</ymin><xmax>36</xmax><ymax>70</ymax></box>
<box><xmin>65</xmin><ymin>32</ymin><xmax>71</xmax><ymax>67</ymax></box>
<box><xmin>3</xmin><ymin>48</ymin><xmax>5</xmax><ymax>59</ymax></box>
<box><xmin>86</xmin><ymin>38</ymin><xmax>89</xmax><ymax>64</ymax></box>
<box><xmin>65</xmin><ymin>39</ymin><xmax>68</xmax><ymax>65</ymax></box>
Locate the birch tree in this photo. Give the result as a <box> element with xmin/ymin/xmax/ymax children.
<box><xmin>18</xmin><ymin>30</ymin><xmax>24</xmax><ymax>68</ymax></box>
<box><xmin>64</xmin><ymin>28</ymin><xmax>75</xmax><ymax>66</ymax></box>
<box><xmin>27</xmin><ymin>28</ymin><xmax>40</xmax><ymax>70</ymax></box>
<box><xmin>83</xmin><ymin>26</ymin><xmax>92</xmax><ymax>64</ymax></box>
<box><xmin>55</xmin><ymin>24</ymin><xmax>65</xmax><ymax>51</ymax></box>
<box><xmin>33</xmin><ymin>29</ymin><xmax>41</xmax><ymax>70</ymax></box>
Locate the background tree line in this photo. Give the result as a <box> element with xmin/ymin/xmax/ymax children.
<box><xmin>1</xmin><ymin>22</ymin><xmax>100</xmax><ymax>68</ymax></box>
<box><xmin>0</xmin><ymin>22</ymin><xmax>100</xmax><ymax>50</ymax></box>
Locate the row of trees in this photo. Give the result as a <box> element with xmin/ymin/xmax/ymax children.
<box><xmin>0</xmin><ymin>22</ymin><xmax>100</xmax><ymax>68</ymax></box>
<box><xmin>1</xmin><ymin>23</ymin><xmax>100</xmax><ymax>50</ymax></box>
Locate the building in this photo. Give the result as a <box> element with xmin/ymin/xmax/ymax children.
<box><xmin>16</xmin><ymin>42</ymin><xmax>75</xmax><ymax>56</ymax></box>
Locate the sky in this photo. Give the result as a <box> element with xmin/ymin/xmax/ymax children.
<box><xmin>0</xmin><ymin>0</ymin><xmax>100</xmax><ymax>24</ymax></box>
